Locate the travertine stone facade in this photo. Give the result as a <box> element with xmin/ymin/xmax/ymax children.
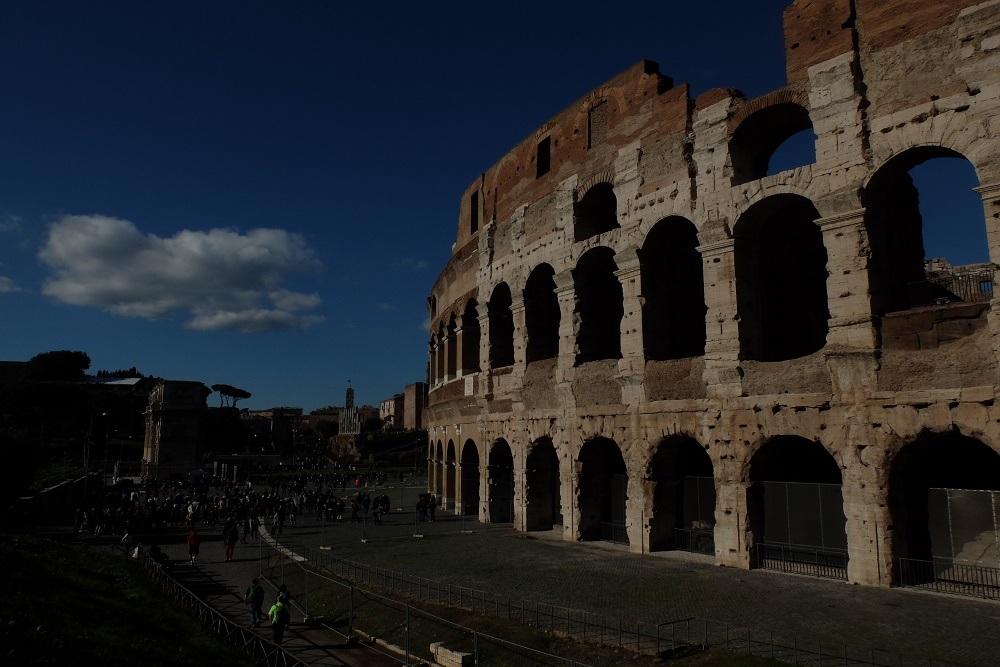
<box><xmin>426</xmin><ymin>0</ymin><xmax>1000</xmax><ymax>588</ymax></box>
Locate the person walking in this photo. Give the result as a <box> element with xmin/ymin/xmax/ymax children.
<box><xmin>187</xmin><ymin>528</ymin><xmax>201</xmax><ymax>564</ymax></box>
<box><xmin>269</xmin><ymin>595</ymin><xmax>290</xmax><ymax>645</ymax></box>
<box><xmin>223</xmin><ymin>518</ymin><xmax>239</xmax><ymax>561</ymax></box>
<box><xmin>245</xmin><ymin>578</ymin><xmax>264</xmax><ymax>628</ymax></box>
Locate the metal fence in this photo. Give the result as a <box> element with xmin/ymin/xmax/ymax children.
<box><xmin>756</xmin><ymin>542</ymin><xmax>849</xmax><ymax>581</ymax></box>
<box><xmin>600</xmin><ymin>522</ymin><xmax>628</xmax><ymax>545</ymax></box>
<box><xmin>131</xmin><ymin>547</ymin><xmax>307</xmax><ymax>667</ymax></box>
<box><xmin>898</xmin><ymin>557</ymin><xmax>1000</xmax><ymax>600</ymax></box>
<box><xmin>674</xmin><ymin>527</ymin><xmax>715</xmax><ymax>555</ymax></box>
<box><xmin>906</xmin><ymin>271</ymin><xmax>993</xmax><ymax>308</ymax></box>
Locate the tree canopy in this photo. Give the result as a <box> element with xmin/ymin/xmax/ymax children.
<box><xmin>211</xmin><ymin>384</ymin><xmax>252</xmax><ymax>408</ymax></box>
<box><xmin>28</xmin><ymin>350</ymin><xmax>91</xmax><ymax>381</ymax></box>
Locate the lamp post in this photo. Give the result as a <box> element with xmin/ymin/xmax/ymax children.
<box><xmin>101</xmin><ymin>412</ymin><xmax>110</xmax><ymax>483</ymax></box>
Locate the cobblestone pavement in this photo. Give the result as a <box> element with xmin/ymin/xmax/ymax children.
<box><xmin>265</xmin><ymin>480</ymin><xmax>1000</xmax><ymax>666</ymax></box>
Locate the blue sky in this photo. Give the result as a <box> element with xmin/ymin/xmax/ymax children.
<box><xmin>0</xmin><ymin>1</ymin><xmax>986</xmax><ymax>411</ymax></box>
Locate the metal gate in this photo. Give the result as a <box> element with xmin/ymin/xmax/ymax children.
<box><xmin>756</xmin><ymin>481</ymin><xmax>848</xmax><ymax>580</ymax></box>
<box><xmin>674</xmin><ymin>476</ymin><xmax>716</xmax><ymax>555</ymax></box>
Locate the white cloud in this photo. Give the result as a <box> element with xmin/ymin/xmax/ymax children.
<box><xmin>39</xmin><ymin>214</ymin><xmax>324</xmax><ymax>332</ymax></box>
<box><xmin>0</xmin><ymin>276</ymin><xmax>19</xmax><ymax>292</ymax></box>
<box><xmin>0</xmin><ymin>216</ymin><xmax>22</xmax><ymax>233</ymax></box>
<box><xmin>375</xmin><ymin>302</ymin><xmax>395</xmax><ymax>311</ymax></box>
<box><xmin>399</xmin><ymin>257</ymin><xmax>428</xmax><ymax>271</ymax></box>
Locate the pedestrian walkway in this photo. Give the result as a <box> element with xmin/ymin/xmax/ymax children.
<box><xmin>147</xmin><ymin>530</ymin><xmax>399</xmax><ymax>667</ymax></box>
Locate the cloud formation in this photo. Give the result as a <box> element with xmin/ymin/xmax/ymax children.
<box><xmin>39</xmin><ymin>215</ymin><xmax>324</xmax><ymax>332</ymax></box>
<box><xmin>0</xmin><ymin>276</ymin><xmax>19</xmax><ymax>293</ymax></box>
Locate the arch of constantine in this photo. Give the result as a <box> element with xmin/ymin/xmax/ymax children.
<box><xmin>425</xmin><ymin>0</ymin><xmax>1000</xmax><ymax>591</ymax></box>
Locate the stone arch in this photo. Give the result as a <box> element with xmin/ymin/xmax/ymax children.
<box><xmin>744</xmin><ymin>435</ymin><xmax>847</xmax><ymax>575</ymax></box>
<box><xmin>887</xmin><ymin>431</ymin><xmax>1000</xmax><ymax>586</ymax></box>
<box><xmin>862</xmin><ymin>146</ymin><xmax>987</xmax><ymax>316</ymax></box>
<box><xmin>728</xmin><ymin>91</ymin><xmax>814</xmax><ymax>184</ymax></box>
<box><xmin>577</xmin><ymin>437</ymin><xmax>628</xmax><ymax>543</ymax></box>
<box><xmin>487</xmin><ymin>439</ymin><xmax>515</xmax><ymax>523</ymax></box>
<box><xmin>445</xmin><ymin>439</ymin><xmax>457</xmax><ymax>511</ymax></box>
<box><xmin>574</xmin><ymin>247</ymin><xmax>624</xmax><ymax>364</ymax></box>
<box><xmin>734</xmin><ymin>194</ymin><xmax>829</xmax><ymax>361</ymax></box>
<box><xmin>574</xmin><ymin>181</ymin><xmax>619</xmax><ymax>242</ymax></box>
<box><xmin>644</xmin><ymin>435</ymin><xmax>715</xmax><ymax>553</ymax></box>
<box><xmin>446</xmin><ymin>314</ymin><xmax>458</xmax><ymax>381</ymax></box>
<box><xmin>488</xmin><ymin>282</ymin><xmax>515</xmax><ymax>368</ymax></box>
<box><xmin>461</xmin><ymin>299</ymin><xmax>481</xmax><ymax>374</ymax></box>
<box><xmin>460</xmin><ymin>439</ymin><xmax>480</xmax><ymax>516</ymax></box>
<box><xmin>525</xmin><ymin>437</ymin><xmax>563</xmax><ymax>531</ymax></box>
<box><xmin>524</xmin><ymin>263</ymin><xmax>560</xmax><ymax>363</ymax></box>
<box><xmin>640</xmin><ymin>216</ymin><xmax>707</xmax><ymax>360</ymax></box>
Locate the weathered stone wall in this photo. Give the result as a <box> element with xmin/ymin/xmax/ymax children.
<box><xmin>426</xmin><ymin>0</ymin><xmax>1000</xmax><ymax>589</ymax></box>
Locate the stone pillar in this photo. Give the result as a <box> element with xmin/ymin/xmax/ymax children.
<box><xmin>477</xmin><ymin>309</ymin><xmax>493</xmax><ymax>397</ymax></box>
<box><xmin>435</xmin><ymin>331</ymin><xmax>446</xmax><ymax>387</ymax></box>
<box><xmin>508</xmin><ymin>297</ymin><xmax>528</xmax><ymax>408</ymax></box>
<box><xmin>453</xmin><ymin>325</ymin><xmax>465</xmax><ymax>380</ymax></box>
<box><xmin>698</xmin><ymin>238</ymin><xmax>743</xmax><ymax>398</ymax></box>
<box><xmin>817</xmin><ymin>209</ymin><xmax>879</xmax><ymax>396</ymax></box>
<box><xmin>429</xmin><ymin>342</ymin><xmax>438</xmax><ymax>386</ymax></box>
<box><xmin>553</xmin><ymin>270</ymin><xmax>579</xmax><ymax>403</ymax></box>
<box><xmin>840</xmin><ymin>432</ymin><xmax>892</xmax><ymax>586</ymax></box>
<box><xmin>713</xmin><ymin>454</ymin><xmax>751</xmax><ymax>569</ymax></box>
<box><xmin>614</xmin><ymin>248</ymin><xmax>645</xmax><ymax>406</ymax></box>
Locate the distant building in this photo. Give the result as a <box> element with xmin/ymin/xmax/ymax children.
<box><xmin>380</xmin><ymin>393</ymin><xmax>405</xmax><ymax>430</ymax></box>
<box><xmin>404</xmin><ymin>382</ymin><xmax>428</xmax><ymax>430</ymax></box>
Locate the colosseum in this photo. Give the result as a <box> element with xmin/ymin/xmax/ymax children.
<box><xmin>425</xmin><ymin>0</ymin><xmax>1000</xmax><ymax>593</ymax></box>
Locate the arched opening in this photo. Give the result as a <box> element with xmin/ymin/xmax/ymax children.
<box><xmin>730</xmin><ymin>102</ymin><xmax>814</xmax><ymax>185</ymax></box>
<box><xmin>525</xmin><ymin>438</ymin><xmax>562</xmax><ymax>531</ymax></box>
<box><xmin>889</xmin><ymin>433</ymin><xmax>1000</xmax><ymax>595</ymax></box>
<box><xmin>524</xmin><ymin>264</ymin><xmax>560</xmax><ymax>363</ymax></box>
<box><xmin>487</xmin><ymin>439</ymin><xmax>514</xmax><ymax>524</ymax></box>
<box><xmin>445</xmin><ymin>440</ymin><xmax>457</xmax><ymax>511</ymax></box>
<box><xmin>746</xmin><ymin>436</ymin><xmax>847</xmax><ymax>579</ymax></box>
<box><xmin>488</xmin><ymin>283</ymin><xmax>515</xmax><ymax>368</ymax></box>
<box><xmin>460</xmin><ymin>439</ymin><xmax>480</xmax><ymax>517</ymax></box>
<box><xmin>578</xmin><ymin>437</ymin><xmax>628</xmax><ymax>544</ymax></box>
<box><xmin>641</xmin><ymin>217</ymin><xmax>707</xmax><ymax>360</ymax></box>
<box><xmin>574</xmin><ymin>182</ymin><xmax>619</xmax><ymax>241</ymax></box>
<box><xmin>735</xmin><ymin>195</ymin><xmax>829</xmax><ymax>361</ymax></box>
<box><xmin>574</xmin><ymin>247</ymin><xmax>623</xmax><ymax>365</ymax></box>
<box><xmin>446</xmin><ymin>314</ymin><xmax>458</xmax><ymax>381</ymax></box>
<box><xmin>461</xmin><ymin>300</ymin><xmax>481</xmax><ymax>374</ymax></box>
<box><xmin>435</xmin><ymin>326</ymin><xmax>446</xmax><ymax>383</ymax></box>
<box><xmin>646</xmin><ymin>436</ymin><xmax>715</xmax><ymax>553</ymax></box>
<box><xmin>863</xmin><ymin>150</ymin><xmax>988</xmax><ymax>316</ymax></box>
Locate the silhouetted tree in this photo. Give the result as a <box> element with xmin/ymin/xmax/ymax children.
<box><xmin>28</xmin><ymin>350</ymin><xmax>91</xmax><ymax>381</ymax></box>
<box><xmin>211</xmin><ymin>384</ymin><xmax>252</xmax><ymax>408</ymax></box>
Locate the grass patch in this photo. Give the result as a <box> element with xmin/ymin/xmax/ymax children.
<box><xmin>3</xmin><ymin>534</ymin><xmax>253</xmax><ymax>667</ymax></box>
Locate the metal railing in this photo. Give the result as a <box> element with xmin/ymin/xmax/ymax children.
<box><xmin>906</xmin><ymin>271</ymin><xmax>993</xmax><ymax>308</ymax></box>
<box><xmin>132</xmin><ymin>548</ymin><xmax>307</xmax><ymax>667</ymax></box>
<box><xmin>600</xmin><ymin>522</ymin><xmax>628</xmax><ymax>545</ymax></box>
<box><xmin>755</xmin><ymin>542</ymin><xmax>849</xmax><ymax>581</ymax></box>
<box><xmin>674</xmin><ymin>527</ymin><xmax>715</xmax><ymax>555</ymax></box>
<box><xmin>898</xmin><ymin>557</ymin><xmax>1000</xmax><ymax>600</ymax></box>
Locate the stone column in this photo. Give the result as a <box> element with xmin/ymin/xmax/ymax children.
<box><xmin>428</xmin><ymin>341</ymin><xmax>437</xmax><ymax>386</ymax></box>
<box><xmin>508</xmin><ymin>297</ymin><xmax>528</xmax><ymax>408</ymax></box>
<box><xmin>614</xmin><ymin>248</ymin><xmax>645</xmax><ymax>406</ymax></box>
<box><xmin>817</xmin><ymin>209</ymin><xmax>879</xmax><ymax>396</ymax></box>
<box><xmin>443</xmin><ymin>325</ymin><xmax>455</xmax><ymax>383</ymax></box>
<box><xmin>453</xmin><ymin>324</ymin><xmax>465</xmax><ymax>380</ymax></box>
<box><xmin>553</xmin><ymin>270</ymin><xmax>579</xmax><ymax>403</ymax></box>
<box><xmin>698</xmin><ymin>238</ymin><xmax>743</xmax><ymax>398</ymax></box>
<box><xmin>840</xmin><ymin>430</ymin><xmax>892</xmax><ymax>586</ymax></box>
<box><xmin>477</xmin><ymin>309</ymin><xmax>493</xmax><ymax>397</ymax></box>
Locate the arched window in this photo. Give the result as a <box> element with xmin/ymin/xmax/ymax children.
<box><xmin>574</xmin><ymin>183</ymin><xmax>619</xmax><ymax>242</ymax></box>
<box><xmin>525</xmin><ymin>438</ymin><xmax>562</xmax><ymax>531</ymax></box>
<box><xmin>730</xmin><ymin>102</ymin><xmax>815</xmax><ymax>184</ymax></box>
<box><xmin>524</xmin><ymin>264</ymin><xmax>560</xmax><ymax>363</ymax></box>
<box><xmin>735</xmin><ymin>195</ymin><xmax>828</xmax><ymax>361</ymax></box>
<box><xmin>574</xmin><ymin>247</ymin><xmax>623</xmax><ymax>365</ymax></box>
<box><xmin>641</xmin><ymin>217</ymin><xmax>707</xmax><ymax>360</ymax></box>
<box><xmin>578</xmin><ymin>437</ymin><xmax>628</xmax><ymax>544</ymax></box>
<box><xmin>488</xmin><ymin>283</ymin><xmax>514</xmax><ymax>368</ymax></box>
<box><xmin>461</xmin><ymin>300</ymin><xmax>481</xmax><ymax>374</ymax></box>
<box><xmin>863</xmin><ymin>149</ymin><xmax>987</xmax><ymax>315</ymax></box>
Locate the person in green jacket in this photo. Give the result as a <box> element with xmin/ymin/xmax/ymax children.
<box><xmin>269</xmin><ymin>597</ymin><xmax>290</xmax><ymax>645</ymax></box>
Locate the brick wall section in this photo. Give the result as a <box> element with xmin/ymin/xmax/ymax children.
<box><xmin>783</xmin><ymin>0</ymin><xmax>855</xmax><ymax>85</ymax></box>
